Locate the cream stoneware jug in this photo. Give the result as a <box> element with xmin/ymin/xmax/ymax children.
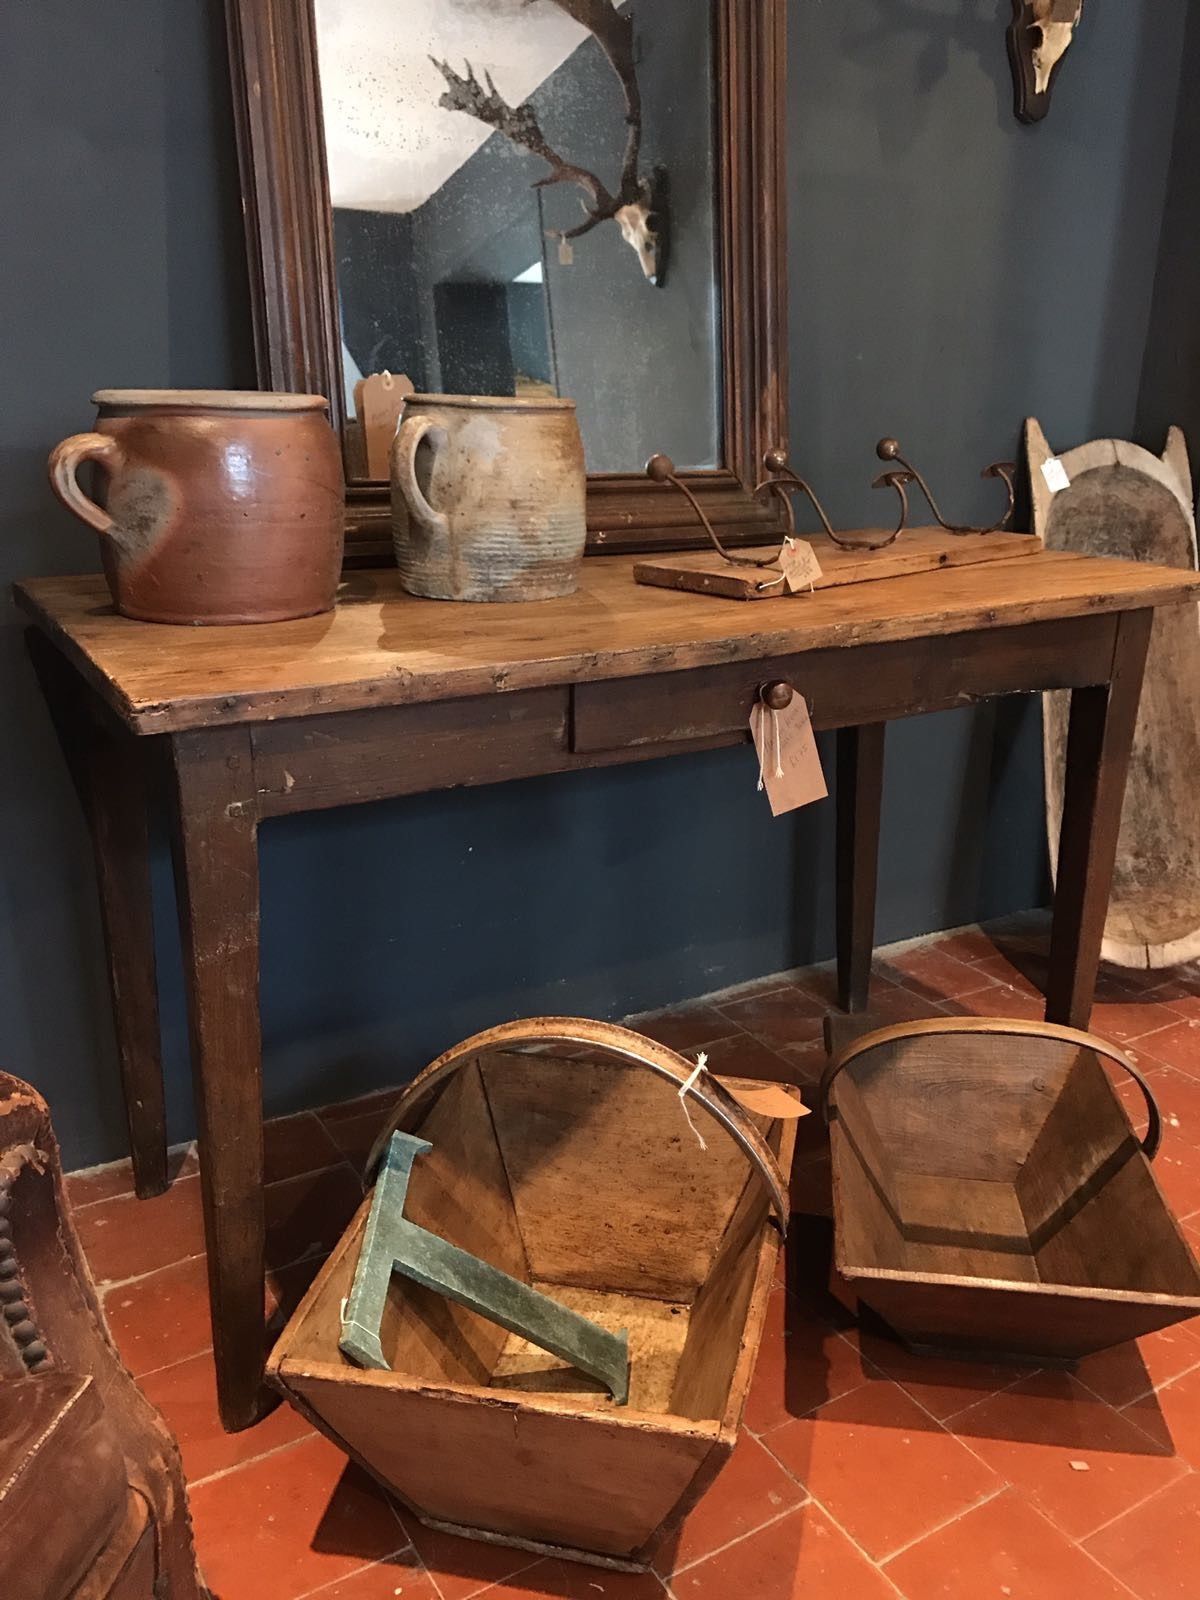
<box><xmin>390</xmin><ymin>394</ymin><xmax>587</xmax><ymax>602</ymax></box>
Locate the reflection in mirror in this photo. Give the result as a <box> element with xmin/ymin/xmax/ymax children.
<box><xmin>315</xmin><ymin>0</ymin><xmax>722</xmax><ymax>478</ymax></box>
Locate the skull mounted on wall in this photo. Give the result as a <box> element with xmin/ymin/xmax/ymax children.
<box><xmin>1008</xmin><ymin>0</ymin><xmax>1084</xmax><ymax>124</ymax></box>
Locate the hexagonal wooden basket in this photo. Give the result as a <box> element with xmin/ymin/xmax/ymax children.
<box><xmin>269</xmin><ymin>1019</ymin><xmax>800</xmax><ymax>1571</ymax></box>
<box><xmin>823</xmin><ymin>1017</ymin><xmax>1200</xmax><ymax>1362</ymax></box>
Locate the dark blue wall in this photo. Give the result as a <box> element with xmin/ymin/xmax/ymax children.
<box><xmin>1</xmin><ymin>1</ymin><xmax>1191</xmax><ymax>1167</ymax></box>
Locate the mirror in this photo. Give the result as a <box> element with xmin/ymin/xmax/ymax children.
<box><xmin>317</xmin><ymin>0</ymin><xmax>722</xmax><ymax>478</ymax></box>
<box><xmin>228</xmin><ymin>0</ymin><xmax>787</xmax><ymax>557</ymax></box>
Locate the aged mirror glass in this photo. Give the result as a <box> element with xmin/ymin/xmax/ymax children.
<box><xmin>314</xmin><ymin>0</ymin><xmax>722</xmax><ymax>479</ymax></box>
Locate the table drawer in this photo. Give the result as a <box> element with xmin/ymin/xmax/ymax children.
<box><xmin>254</xmin><ymin>687</ymin><xmax>570</xmax><ymax>814</ymax></box>
<box><xmin>571</xmin><ymin>616</ymin><xmax>1120</xmax><ymax>754</ymax></box>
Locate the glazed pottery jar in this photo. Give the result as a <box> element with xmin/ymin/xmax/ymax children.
<box><xmin>48</xmin><ymin>390</ymin><xmax>345</xmax><ymax>624</ymax></box>
<box><xmin>390</xmin><ymin>394</ymin><xmax>587</xmax><ymax>602</ymax></box>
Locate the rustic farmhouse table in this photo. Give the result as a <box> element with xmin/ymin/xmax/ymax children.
<box><xmin>16</xmin><ymin>551</ymin><xmax>1200</xmax><ymax>1430</ymax></box>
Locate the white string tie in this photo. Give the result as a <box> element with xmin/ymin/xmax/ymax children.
<box><xmin>755</xmin><ymin>707</ymin><xmax>784</xmax><ymax>791</ymax></box>
<box><xmin>679</xmin><ymin>1052</ymin><xmax>709</xmax><ymax>1150</ymax></box>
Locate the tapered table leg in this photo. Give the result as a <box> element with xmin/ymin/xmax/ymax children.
<box><xmin>836</xmin><ymin>723</ymin><xmax>887</xmax><ymax>1014</ymax></box>
<box><xmin>1046</xmin><ymin>608</ymin><xmax>1154</xmax><ymax>1029</ymax></box>
<box><xmin>169</xmin><ymin>726</ymin><xmax>267</xmax><ymax>1432</ymax></box>
<box><xmin>27</xmin><ymin>631</ymin><xmax>168</xmax><ymax>1198</ymax></box>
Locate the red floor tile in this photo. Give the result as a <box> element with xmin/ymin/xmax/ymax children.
<box><xmin>1132</xmin><ymin>1064</ymin><xmax>1200</xmax><ymax>1150</ymax></box>
<box><xmin>1122</xmin><ymin>1361</ymin><xmax>1200</xmax><ymax>1467</ymax></box>
<box><xmin>627</xmin><ymin>1004</ymin><xmax>737</xmax><ymax>1054</ymax></box>
<box><xmin>884</xmin><ymin>1488</ymin><xmax>1134</xmax><ymax>1600</ymax></box>
<box><xmin>264</xmin><ymin>1111</ymin><xmax>343</xmax><ymax>1185</ymax></box>
<box><xmin>1088</xmin><ymin>998</ymin><xmax>1185</xmax><ymax>1045</ymax></box>
<box><xmin>950</xmin><ymin>1372</ymin><xmax>1188</xmax><ymax>1539</ymax></box>
<box><xmin>1075</xmin><ymin>1323</ymin><xmax>1200</xmax><ymax>1410</ymax></box>
<box><xmin>651</xmin><ymin>1431</ymin><xmax>806</xmax><ymax>1576</ymax></box>
<box><xmin>882</xmin><ymin>946</ymin><xmax>1000</xmax><ymax>1002</ymax></box>
<box><xmin>763</xmin><ymin>1381</ymin><xmax>1002</xmax><ymax>1561</ymax></box>
<box><xmin>743</xmin><ymin>1288</ymin><xmax>874</xmax><ymax>1435</ymax></box>
<box><xmin>73</xmin><ymin>1174</ymin><xmax>205</xmax><ymax>1285</ymax></box>
<box><xmin>931</xmin><ymin>928</ymin><xmax>1002</xmax><ymax>965</ymax></box>
<box><xmin>137</xmin><ymin>1350</ymin><xmax>312</xmax><ymax>1484</ymax></box>
<box><xmin>952</xmin><ymin>984</ymin><xmax>1046</xmax><ymax>1021</ymax></box>
<box><xmin>1084</xmin><ymin>1472</ymin><xmax>1200</xmax><ymax>1600</ymax></box>
<box><xmin>396</xmin><ymin>1518</ymin><xmax>543</xmax><ymax>1600</ymax></box>
<box><xmin>715</xmin><ymin>985</ymin><xmax>827</xmax><ymax>1050</ymax></box>
<box><xmin>1145</xmin><ymin>1140</ymin><xmax>1200</xmax><ymax>1222</ymax></box>
<box><xmin>469</xmin><ymin>1559</ymin><xmax>667</xmax><ymax>1597</ymax></box>
<box><xmin>788</xmin><ymin>1151</ymin><xmax>833</xmax><ymax>1219</ymax></box>
<box><xmin>103</xmin><ymin>1255</ymin><xmax>214</xmax><ymax>1377</ymax></box>
<box><xmin>294</xmin><ymin>1548</ymin><xmax>439</xmax><ymax>1598</ymax></box>
<box><xmin>265</xmin><ymin>1164</ymin><xmax>364</xmax><ymax>1269</ymax></box>
<box><xmin>66</xmin><ymin>1144</ymin><xmax>198</xmax><ymax>1209</ymax></box>
<box><xmin>848</xmin><ymin>1325</ymin><xmax>1033</xmax><ymax>1424</ymax></box>
<box><xmin>669</xmin><ymin>1501</ymin><xmax>900</xmax><ymax>1599</ymax></box>
<box><xmin>698</xmin><ymin>1032</ymin><xmax>805</xmax><ymax>1085</ymax></box>
<box><xmin>188</xmin><ymin>1438</ymin><xmax>408</xmax><ymax>1600</ymax></box>
<box><xmin>1136</xmin><ymin>1019</ymin><xmax>1200</xmax><ymax>1078</ymax></box>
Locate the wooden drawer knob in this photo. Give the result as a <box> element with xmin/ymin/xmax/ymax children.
<box><xmin>760</xmin><ymin>681</ymin><xmax>794</xmax><ymax>712</ymax></box>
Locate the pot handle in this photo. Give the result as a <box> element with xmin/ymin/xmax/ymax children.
<box><xmin>394</xmin><ymin>415</ymin><xmax>450</xmax><ymax>538</ymax></box>
<box><xmin>820</xmin><ymin>1016</ymin><xmax>1163</xmax><ymax>1161</ymax></box>
<box><xmin>367</xmin><ymin>1016</ymin><xmax>794</xmax><ymax>1232</ymax></box>
<box><xmin>48</xmin><ymin>433</ymin><xmax>122</xmax><ymax>538</ymax></box>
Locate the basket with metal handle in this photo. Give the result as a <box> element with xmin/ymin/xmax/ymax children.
<box><xmin>820</xmin><ymin>1015</ymin><xmax>1198</xmax><ymax>1363</ymax></box>
<box><xmin>268</xmin><ymin>1016</ymin><xmax>802</xmax><ymax>1570</ymax></box>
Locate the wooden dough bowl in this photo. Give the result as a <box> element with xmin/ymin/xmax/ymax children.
<box><xmin>1031</xmin><ymin>420</ymin><xmax>1200</xmax><ymax>968</ymax></box>
<box><xmin>269</xmin><ymin>1019</ymin><xmax>800</xmax><ymax>1571</ymax></box>
<box><xmin>823</xmin><ymin>1018</ymin><xmax>1200</xmax><ymax>1363</ymax></box>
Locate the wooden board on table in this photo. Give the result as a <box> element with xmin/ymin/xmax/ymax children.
<box><xmin>632</xmin><ymin>526</ymin><xmax>1041</xmax><ymax>600</ymax></box>
<box><xmin>1031</xmin><ymin>420</ymin><xmax>1200</xmax><ymax>969</ymax></box>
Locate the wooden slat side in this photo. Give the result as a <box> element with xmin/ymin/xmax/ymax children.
<box><xmin>279</xmin><ymin>1373</ymin><xmax>712</xmax><ymax>1558</ymax></box>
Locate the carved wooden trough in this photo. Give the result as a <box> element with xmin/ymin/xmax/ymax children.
<box><xmin>823</xmin><ymin>1018</ymin><xmax>1200</xmax><ymax>1363</ymax></box>
<box><xmin>269</xmin><ymin>1018</ymin><xmax>801</xmax><ymax>1570</ymax></box>
<box><xmin>1030</xmin><ymin>420</ymin><xmax>1200</xmax><ymax>968</ymax></box>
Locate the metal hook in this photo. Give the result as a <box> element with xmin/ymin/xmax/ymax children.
<box><xmin>875</xmin><ymin>439</ymin><xmax>1017</xmax><ymax>535</ymax></box>
<box><xmin>756</xmin><ymin>449</ymin><xmax>910</xmax><ymax>552</ymax></box>
<box><xmin>645</xmin><ymin>455</ymin><xmax>779</xmax><ymax>569</ymax></box>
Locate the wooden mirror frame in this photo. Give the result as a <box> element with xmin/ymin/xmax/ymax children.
<box><xmin>226</xmin><ymin>0</ymin><xmax>788</xmax><ymax>564</ymax></box>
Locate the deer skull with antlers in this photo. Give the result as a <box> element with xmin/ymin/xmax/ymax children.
<box><xmin>1008</xmin><ymin>0</ymin><xmax>1084</xmax><ymax>123</ymax></box>
<box><xmin>433</xmin><ymin>0</ymin><xmax>665</xmax><ymax>284</ymax></box>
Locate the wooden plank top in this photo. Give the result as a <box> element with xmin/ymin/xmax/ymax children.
<box><xmin>14</xmin><ymin>552</ymin><xmax>1200</xmax><ymax>734</ymax></box>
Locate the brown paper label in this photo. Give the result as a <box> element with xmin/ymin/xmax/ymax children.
<box><xmin>780</xmin><ymin>537</ymin><xmax>824</xmax><ymax>593</ymax></box>
<box><xmin>356</xmin><ymin>371</ymin><xmax>415</xmax><ymax>479</ymax></box>
<box><xmin>750</xmin><ymin>698</ymin><xmax>828</xmax><ymax>817</ymax></box>
<box><xmin>717</xmin><ymin>1079</ymin><xmax>811</xmax><ymax>1121</ymax></box>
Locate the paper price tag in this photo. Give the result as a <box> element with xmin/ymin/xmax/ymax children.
<box><xmin>749</xmin><ymin>698</ymin><xmax>828</xmax><ymax>817</ymax></box>
<box><xmin>1041</xmin><ymin>458</ymin><xmax>1071</xmax><ymax>494</ymax></box>
<box><xmin>558</xmin><ymin>236</ymin><xmax>575</xmax><ymax>266</ymax></box>
<box><xmin>780</xmin><ymin>537</ymin><xmax>824</xmax><ymax>594</ymax></box>
<box><xmin>356</xmin><ymin>371</ymin><xmax>415</xmax><ymax>479</ymax></box>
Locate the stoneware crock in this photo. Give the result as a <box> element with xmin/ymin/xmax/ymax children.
<box><xmin>48</xmin><ymin>389</ymin><xmax>345</xmax><ymax>624</ymax></box>
<box><xmin>390</xmin><ymin>393</ymin><xmax>587</xmax><ymax>602</ymax></box>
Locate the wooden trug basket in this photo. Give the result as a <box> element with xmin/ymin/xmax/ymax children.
<box><xmin>269</xmin><ymin>1019</ymin><xmax>799</xmax><ymax>1570</ymax></box>
<box><xmin>823</xmin><ymin>1017</ymin><xmax>1200</xmax><ymax>1362</ymax></box>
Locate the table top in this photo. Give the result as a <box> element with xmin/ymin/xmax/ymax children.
<box><xmin>14</xmin><ymin>551</ymin><xmax>1200</xmax><ymax>735</ymax></box>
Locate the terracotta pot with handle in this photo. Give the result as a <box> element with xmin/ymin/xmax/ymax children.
<box><xmin>390</xmin><ymin>393</ymin><xmax>587</xmax><ymax>602</ymax></box>
<box><xmin>48</xmin><ymin>389</ymin><xmax>345</xmax><ymax>624</ymax></box>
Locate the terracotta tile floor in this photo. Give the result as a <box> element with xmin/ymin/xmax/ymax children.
<box><xmin>65</xmin><ymin>913</ymin><xmax>1200</xmax><ymax>1599</ymax></box>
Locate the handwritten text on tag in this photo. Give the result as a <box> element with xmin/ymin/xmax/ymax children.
<box><xmin>780</xmin><ymin>538</ymin><xmax>824</xmax><ymax>593</ymax></box>
<box><xmin>749</xmin><ymin>697</ymin><xmax>828</xmax><ymax>817</ymax></box>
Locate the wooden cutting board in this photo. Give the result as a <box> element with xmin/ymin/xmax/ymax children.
<box><xmin>633</xmin><ymin>525</ymin><xmax>1040</xmax><ymax>600</ymax></box>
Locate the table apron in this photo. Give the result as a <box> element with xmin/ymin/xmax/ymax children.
<box><xmin>251</xmin><ymin>613</ymin><xmax>1122</xmax><ymax>815</ymax></box>
<box><xmin>572</xmin><ymin>614</ymin><xmax>1122</xmax><ymax>753</ymax></box>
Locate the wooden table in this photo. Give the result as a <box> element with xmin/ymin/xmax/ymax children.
<box><xmin>16</xmin><ymin>552</ymin><xmax>1200</xmax><ymax>1430</ymax></box>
